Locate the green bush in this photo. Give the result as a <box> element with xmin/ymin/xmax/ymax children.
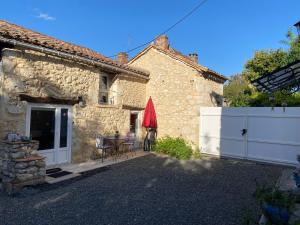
<box><xmin>254</xmin><ymin>183</ymin><xmax>295</xmax><ymax>211</ymax></box>
<box><xmin>153</xmin><ymin>136</ymin><xmax>193</xmax><ymax>160</ymax></box>
<box><xmin>193</xmin><ymin>150</ymin><xmax>202</xmax><ymax>159</ymax></box>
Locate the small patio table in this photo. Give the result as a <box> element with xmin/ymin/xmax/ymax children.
<box><xmin>104</xmin><ymin>136</ymin><xmax>126</xmax><ymax>159</ymax></box>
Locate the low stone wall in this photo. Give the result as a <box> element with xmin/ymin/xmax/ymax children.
<box><xmin>0</xmin><ymin>141</ymin><xmax>46</xmax><ymax>194</ymax></box>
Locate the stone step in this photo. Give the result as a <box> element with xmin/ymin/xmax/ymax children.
<box><xmin>45</xmin><ymin>173</ymin><xmax>80</xmax><ymax>184</ymax></box>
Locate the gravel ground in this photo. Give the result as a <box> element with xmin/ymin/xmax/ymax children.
<box><xmin>0</xmin><ymin>154</ymin><xmax>286</xmax><ymax>225</ymax></box>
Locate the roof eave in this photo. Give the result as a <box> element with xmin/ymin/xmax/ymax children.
<box><xmin>129</xmin><ymin>45</ymin><xmax>227</xmax><ymax>82</ymax></box>
<box><xmin>0</xmin><ymin>36</ymin><xmax>149</xmax><ymax>80</ymax></box>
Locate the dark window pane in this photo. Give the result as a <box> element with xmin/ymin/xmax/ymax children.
<box><xmin>130</xmin><ymin>113</ymin><xmax>138</xmax><ymax>133</ymax></box>
<box><xmin>99</xmin><ymin>92</ymin><xmax>108</xmax><ymax>104</ymax></box>
<box><xmin>30</xmin><ymin>109</ymin><xmax>55</xmax><ymax>150</ymax></box>
<box><xmin>60</xmin><ymin>109</ymin><xmax>68</xmax><ymax>148</ymax></box>
<box><xmin>101</xmin><ymin>76</ymin><xmax>108</xmax><ymax>90</ymax></box>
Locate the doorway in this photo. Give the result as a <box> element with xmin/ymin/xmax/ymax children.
<box><xmin>26</xmin><ymin>104</ymin><xmax>72</xmax><ymax>166</ymax></box>
<box><xmin>130</xmin><ymin>111</ymin><xmax>141</xmax><ymax>148</ymax></box>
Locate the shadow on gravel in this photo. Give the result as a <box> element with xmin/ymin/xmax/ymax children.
<box><xmin>0</xmin><ymin>154</ymin><xmax>287</xmax><ymax>225</ymax></box>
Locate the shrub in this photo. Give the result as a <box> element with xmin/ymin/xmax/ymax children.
<box><xmin>193</xmin><ymin>150</ymin><xmax>202</xmax><ymax>159</ymax></box>
<box><xmin>154</xmin><ymin>136</ymin><xmax>193</xmax><ymax>160</ymax></box>
<box><xmin>254</xmin><ymin>183</ymin><xmax>295</xmax><ymax>211</ymax></box>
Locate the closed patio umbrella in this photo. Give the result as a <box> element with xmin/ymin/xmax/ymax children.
<box><xmin>142</xmin><ymin>97</ymin><xmax>157</xmax><ymax>151</ymax></box>
<box><xmin>142</xmin><ymin>97</ymin><xmax>157</xmax><ymax>128</ymax></box>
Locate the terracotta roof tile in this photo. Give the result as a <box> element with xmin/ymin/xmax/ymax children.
<box><xmin>0</xmin><ymin>20</ymin><xmax>148</xmax><ymax>76</ymax></box>
<box><xmin>129</xmin><ymin>44</ymin><xmax>227</xmax><ymax>81</ymax></box>
<box><xmin>154</xmin><ymin>45</ymin><xmax>227</xmax><ymax>81</ymax></box>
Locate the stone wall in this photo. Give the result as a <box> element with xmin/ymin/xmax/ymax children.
<box><xmin>129</xmin><ymin>47</ymin><xmax>224</xmax><ymax>148</ymax></box>
<box><xmin>0</xmin><ymin>141</ymin><xmax>46</xmax><ymax>193</ymax></box>
<box><xmin>72</xmin><ymin>104</ymin><xmax>131</xmax><ymax>162</ymax></box>
<box><xmin>0</xmin><ymin>48</ymin><xmax>146</xmax><ymax>163</ymax></box>
<box><xmin>118</xmin><ymin>74</ymin><xmax>147</xmax><ymax>109</ymax></box>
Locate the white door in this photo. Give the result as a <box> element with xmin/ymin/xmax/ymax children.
<box><xmin>26</xmin><ymin>104</ymin><xmax>72</xmax><ymax>166</ymax></box>
<box><xmin>200</xmin><ymin>107</ymin><xmax>300</xmax><ymax>165</ymax></box>
<box><xmin>130</xmin><ymin>111</ymin><xmax>142</xmax><ymax>148</ymax></box>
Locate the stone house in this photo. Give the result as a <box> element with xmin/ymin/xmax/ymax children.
<box><xmin>0</xmin><ymin>20</ymin><xmax>226</xmax><ymax>166</ymax></box>
<box><xmin>129</xmin><ymin>35</ymin><xmax>227</xmax><ymax>147</ymax></box>
<box><xmin>0</xmin><ymin>20</ymin><xmax>148</xmax><ymax>165</ymax></box>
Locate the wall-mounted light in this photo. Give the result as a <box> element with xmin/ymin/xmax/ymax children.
<box><xmin>78</xmin><ymin>96</ymin><xmax>86</xmax><ymax>108</ymax></box>
<box><xmin>294</xmin><ymin>21</ymin><xmax>300</xmax><ymax>37</ymax></box>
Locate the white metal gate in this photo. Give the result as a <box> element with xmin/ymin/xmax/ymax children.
<box><xmin>200</xmin><ymin>107</ymin><xmax>300</xmax><ymax>165</ymax></box>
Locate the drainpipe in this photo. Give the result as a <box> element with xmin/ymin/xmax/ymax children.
<box><xmin>0</xmin><ymin>36</ymin><xmax>149</xmax><ymax>80</ymax></box>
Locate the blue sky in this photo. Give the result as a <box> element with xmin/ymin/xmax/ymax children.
<box><xmin>1</xmin><ymin>0</ymin><xmax>299</xmax><ymax>77</ymax></box>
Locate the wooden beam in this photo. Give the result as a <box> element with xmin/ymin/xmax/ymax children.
<box><xmin>19</xmin><ymin>94</ymin><xmax>79</xmax><ymax>105</ymax></box>
<box><xmin>122</xmin><ymin>104</ymin><xmax>144</xmax><ymax>111</ymax></box>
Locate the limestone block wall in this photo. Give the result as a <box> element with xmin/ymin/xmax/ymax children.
<box><xmin>130</xmin><ymin>48</ymin><xmax>224</xmax><ymax>148</ymax></box>
<box><xmin>0</xmin><ymin>48</ymin><xmax>146</xmax><ymax>163</ymax></box>
<box><xmin>118</xmin><ymin>74</ymin><xmax>146</xmax><ymax>109</ymax></box>
<box><xmin>72</xmin><ymin>104</ymin><xmax>131</xmax><ymax>162</ymax></box>
<box><xmin>0</xmin><ymin>48</ymin><xmax>100</xmax><ymax>139</ymax></box>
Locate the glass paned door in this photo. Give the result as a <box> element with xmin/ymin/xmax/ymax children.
<box><xmin>60</xmin><ymin>108</ymin><xmax>68</xmax><ymax>148</ymax></box>
<box><xmin>30</xmin><ymin>108</ymin><xmax>55</xmax><ymax>150</ymax></box>
<box><xmin>57</xmin><ymin>108</ymin><xmax>70</xmax><ymax>164</ymax></box>
<box><xmin>27</xmin><ymin>105</ymin><xmax>72</xmax><ymax>166</ymax></box>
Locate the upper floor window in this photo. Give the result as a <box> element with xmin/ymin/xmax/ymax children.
<box><xmin>99</xmin><ymin>75</ymin><xmax>109</xmax><ymax>104</ymax></box>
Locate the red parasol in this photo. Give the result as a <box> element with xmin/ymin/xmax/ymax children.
<box><xmin>142</xmin><ymin>97</ymin><xmax>157</xmax><ymax>128</ymax></box>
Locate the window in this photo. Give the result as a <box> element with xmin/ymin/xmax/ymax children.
<box><xmin>99</xmin><ymin>75</ymin><xmax>109</xmax><ymax>104</ymax></box>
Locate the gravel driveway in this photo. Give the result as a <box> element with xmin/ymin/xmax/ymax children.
<box><xmin>0</xmin><ymin>154</ymin><xmax>285</xmax><ymax>225</ymax></box>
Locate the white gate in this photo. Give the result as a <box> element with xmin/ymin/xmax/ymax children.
<box><xmin>200</xmin><ymin>107</ymin><xmax>300</xmax><ymax>165</ymax></box>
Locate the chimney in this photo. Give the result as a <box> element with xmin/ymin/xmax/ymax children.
<box><xmin>117</xmin><ymin>52</ymin><xmax>128</xmax><ymax>64</ymax></box>
<box><xmin>188</xmin><ymin>53</ymin><xmax>198</xmax><ymax>63</ymax></box>
<box><xmin>154</xmin><ymin>35</ymin><xmax>169</xmax><ymax>50</ymax></box>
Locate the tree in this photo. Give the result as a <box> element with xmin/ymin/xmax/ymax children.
<box><xmin>243</xmin><ymin>49</ymin><xmax>288</xmax><ymax>81</ymax></box>
<box><xmin>286</xmin><ymin>30</ymin><xmax>300</xmax><ymax>63</ymax></box>
<box><xmin>224</xmin><ymin>74</ymin><xmax>252</xmax><ymax>106</ymax></box>
<box><xmin>225</xmin><ymin>29</ymin><xmax>300</xmax><ymax>107</ymax></box>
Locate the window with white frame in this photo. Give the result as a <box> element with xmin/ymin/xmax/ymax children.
<box><xmin>99</xmin><ymin>75</ymin><xmax>109</xmax><ymax>104</ymax></box>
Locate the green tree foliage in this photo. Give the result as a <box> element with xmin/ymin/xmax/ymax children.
<box><xmin>224</xmin><ymin>74</ymin><xmax>252</xmax><ymax>106</ymax></box>
<box><xmin>243</xmin><ymin>50</ymin><xmax>288</xmax><ymax>81</ymax></box>
<box><xmin>224</xmin><ymin>29</ymin><xmax>300</xmax><ymax>107</ymax></box>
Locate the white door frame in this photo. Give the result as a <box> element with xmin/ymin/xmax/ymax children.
<box><xmin>25</xmin><ymin>103</ymin><xmax>73</xmax><ymax>165</ymax></box>
<box><xmin>130</xmin><ymin>111</ymin><xmax>141</xmax><ymax>135</ymax></box>
<box><xmin>130</xmin><ymin>111</ymin><xmax>142</xmax><ymax>148</ymax></box>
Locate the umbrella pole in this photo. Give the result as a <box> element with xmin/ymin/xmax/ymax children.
<box><xmin>144</xmin><ymin>130</ymin><xmax>148</xmax><ymax>151</ymax></box>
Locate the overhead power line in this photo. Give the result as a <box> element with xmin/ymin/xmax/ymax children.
<box><xmin>108</xmin><ymin>0</ymin><xmax>209</xmax><ymax>58</ymax></box>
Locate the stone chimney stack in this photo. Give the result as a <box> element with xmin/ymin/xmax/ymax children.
<box><xmin>117</xmin><ymin>52</ymin><xmax>128</xmax><ymax>64</ymax></box>
<box><xmin>189</xmin><ymin>53</ymin><xmax>198</xmax><ymax>64</ymax></box>
<box><xmin>154</xmin><ymin>35</ymin><xmax>169</xmax><ymax>50</ymax></box>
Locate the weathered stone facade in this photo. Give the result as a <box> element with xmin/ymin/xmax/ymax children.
<box><xmin>129</xmin><ymin>47</ymin><xmax>224</xmax><ymax>148</ymax></box>
<box><xmin>0</xmin><ymin>48</ymin><xmax>147</xmax><ymax>163</ymax></box>
<box><xmin>0</xmin><ymin>140</ymin><xmax>46</xmax><ymax>193</ymax></box>
<box><xmin>0</xmin><ymin>31</ymin><xmax>225</xmax><ymax>165</ymax></box>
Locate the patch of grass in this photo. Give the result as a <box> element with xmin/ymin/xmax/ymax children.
<box><xmin>154</xmin><ymin>136</ymin><xmax>193</xmax><ymax>160</ymax></box>
<box><xmin>193</xmin><ymin>150</ymin><xmax>202</xmax><ymax>159</ymax></box>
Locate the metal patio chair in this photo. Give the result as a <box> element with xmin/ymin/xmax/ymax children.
<box><xmin>96</xmin><ymin>135</ymin><xmax>114</xmax><ymax>162</ymax></box>
<box><xmin>121</xmin><ymin>134</ymin><xmax>136</xmax><ymax>158</ymax></box>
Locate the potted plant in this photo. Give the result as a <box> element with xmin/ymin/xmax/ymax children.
<box><xmin>254</xmin><ymin>184</ymin><xmax>295</xmax><ymax>225</ymax></box>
